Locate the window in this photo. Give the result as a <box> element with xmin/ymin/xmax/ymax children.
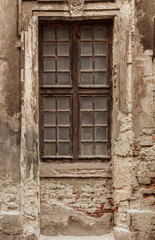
<box><xmin>39</xmin><ymin>20</ymin><xmax>112</xmax><ymax>161</ymax></box>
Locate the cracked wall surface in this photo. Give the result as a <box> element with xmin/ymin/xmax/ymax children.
<box><xmin>0</xmin><ymin>0</ymin><xmax>155</xmax><ymax>239</ymax></box>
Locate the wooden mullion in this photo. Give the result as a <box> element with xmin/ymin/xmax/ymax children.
<box><xmin>78</xmin><ymin>88</ymin><xmax>111</xmax><ymax>95</ymax></box>
<box><xmin>56</xmin><ymin>97</ymin><xmax>58</xmax><ymax>155</ymax></box>
<box><xmin>55</xmin><ymin>27</ymin><xmax>58</xmax><ymax>85</ymax></box>
<box><xmin>93</xmin><ymin>96</ymin><xmax>95</xmax><ymax>155</ymax></box>
<box><xmin>72</xmin><ymin>23</ymin><xmax>79</xmax><ymax>161</ymax></box>
<box><xmin>92</xmin><ymin>26</ymin><xmax>95</xmax><ymax>85</ymax></box>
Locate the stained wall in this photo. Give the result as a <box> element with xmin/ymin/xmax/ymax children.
<box><xmin>0</xmin><ymin>0</ymin><xmax>154</xmax><ymax>239</ymax></box>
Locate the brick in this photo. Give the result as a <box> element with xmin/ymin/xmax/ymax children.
<box><xmin>133</xmin><ymin>150</ymin><xmax>140</xmax><ymax>157</ymax></box>
<box><xmin>152</xmin><ymin>136</ymin><xmax>155</xmax><ymax>141</ymax></box>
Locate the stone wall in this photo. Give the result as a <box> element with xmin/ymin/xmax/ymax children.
<box><xmin>0</xmin><ymin>0</ymin><xmax>154</xmax><ymax>239</ymax></box>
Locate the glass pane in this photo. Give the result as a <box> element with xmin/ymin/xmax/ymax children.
<box><xmin>43</xmin><ymin>43</ymin><xmax>55</xmax><ymax>56</ymax></box>
<box><xmin>95</xmin><ymin>57</ymin><xmax>106</xmax><ymax>70</ymax></box>
<box><xmin>95</xmin><ymin>112</ymin><xmax>107</xmax><ymax>125</ymax></box>
<box><xmin>44</xmin><ymin>128</ymin><xmax>56</xmax><ymax>140</ymax></box>
<box><xmin>58</xmin><ymin>143</ymin><xmax>70</xmax><ymax>155</ymax></box>
<box><xmin>81</xmin><ymin>97</ymin><xmax>93</xmax><ymax>110</ymax></box>
<box><xmin>81</xmin><ymin>127</ymin><xmax>93</xmax><ymax>140</ymax></box>
<box><xmin>44</xmin><ymin>58</ymin><xmax>55</xmax><ymax>71</ymax></box>
<box><xmin>81</xmin><ymin>112</ymin><xmax>93</xmax><ymax>125</ymax></box>
<box><xmin>81</xmin><ymin>73</ymin><xmax>93</xmax><ymax>85</ymax></box>
<box><xmin>81</xmin><ymin>58</ymin><xmax>92</xmax><ymax>70</ymax></box>
<box><xmin>81</xmin><ymin>143</ymin><xmax>94</xmax><ymax>156</ymax></box>
<box><xmin>44</xmin><ymin>98</ymin><xmax>55</xmax><ymax>111</ymax></box>
<box><xmin>95</xmin><ymin>72</ymin><xmax>106</xmax><ymax>85</ymax></box>
<box><xmin>44</xmin><ymin>143</ymin><xmax>56</xmax><ymax>156</ymax></box>
<box><xmin>58</xmin><ymin>73</ymin><xmax>70</xmax><ymax>85</ymax></box>
<box><xmin>43</xmin><ymin>73</ymin><xmax>55</xmax><ymax>85</ymax></box>
<box><xmin>58</xmin><ymin>43</ymin><xmax>69</xmax><ymax>56</ymax></box>
<box><xmin>96</xmin><ymin>143</ymin><xmax>107</xmax><ymax>156</ymax></box>
<box><xmin>58</xmin><ymin>97</ymin><xmax>69</xmax><ymax>110</ymax></box>
<box><xmin>44</xmin><ymin>113</ymin><xmax>56</xmax><ymax>125</ymax></box>
<box><xmin>58</xmin><ymin>112</ymin><xmax>70</xmax><ymax>125</ymax></box>
<box><xmin>57</xmin><ymin>27</ymin><xmax>69</xmax><ymax>40</ymax></box>
<box><xmin>58</xmin><ymin>58</ymin><xmax>69</xmax><ymax>71</ymax></box>
<box><xmin>94</xmin><ymin>27</ymin><xmax>106</xmax><ymax>40</ymax></box>
<box><xmin>81</xmin><ymin>27</ymin><xmax>92</xmax><ymax>40</ymax></box>
<box><xmin>95</xmin><ymin>97</ymin><xmax>107</xmax><ymax>110</ymax></box>
<box><xmin>95</xmin><ymin>127</ymin><xmax>107</xmax><ymax>140</ymax></box>
<box><xmin>58</xmin><ymin>128</ymin><xmax>70</xmax><ymax>140</ymax></box>
<box><xmin>81</xmin><ymin>42</ymin><xmax>92</xmax><ymax>55</ymax></box>
<box><xmin>95</xmin><ymin>42</ymin><xmax>106</xmax><ymax>55</ymax></box>
<box><xmin>43</xmin><ymin>27</ymin><xmax>55</xmax><ymax>41</ymax></box>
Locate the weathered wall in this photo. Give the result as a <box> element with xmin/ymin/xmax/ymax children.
<box><xmin>0</xmin><ymin>0</ymin><xmax>22</xmax><ymax>239</ymax></box>
<box><xmin>0</xmin><ymin>0</ymin><xmax>155</xmax><ymax>239</ymax></box>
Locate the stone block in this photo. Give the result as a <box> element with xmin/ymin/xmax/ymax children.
<box><xmin>127</xmin><ymin>210</ymin><xmax>155</xmax><ymax>233</ymax></box>
<box><xmin>0</xmin><ymin>213</ymin><xmax>22</xmax><ymax>235</ymax></box>
<box><xmin>113</xmin><ymin>157</ymin><xmax>132</xmax><ymax>189</ymax></box>
<box><xmin>139</xmin><ymin>135</ymin><xmax>153</xmax><ymax>147</ymax></box>
<box><xmin>114</xmin><ymin>227</ymin><xmax>131</xmax><ymax>240</ymax></box>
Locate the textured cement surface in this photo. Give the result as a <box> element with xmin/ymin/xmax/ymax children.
<box><xmin>40</xmin><ymin>232</ymin><xmax>115</xmax><ymax>240</ymax></box>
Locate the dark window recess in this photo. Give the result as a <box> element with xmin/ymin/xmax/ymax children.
<box><xmin>153</xmin><ymin>19</ymin><xmax>155</xmax><ymax>57</ymax></box>
<box><xmin>39</xmin><ymin>20</ymin><xmax>113</xmax><ymax>161</ymax></box>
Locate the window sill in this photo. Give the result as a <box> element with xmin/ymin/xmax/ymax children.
<box><xmin>40</xmin><ymin>160</ymin><xmax>112</xmax><ymax>178</ymax></box>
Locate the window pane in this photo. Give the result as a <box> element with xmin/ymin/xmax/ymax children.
<box><xmin>43</xmin><ymin>73</ymin><xmax>55</xmax><ymax>85</ymax></box>
<box><xmin>44</xmin><ymin>58</ymin><xmax>55</xmax><ymax>71</ymax></box>
<box><xmin>95</xmin><ymin>127</ymin><xmax>107</xmax><ymax>140</ymax></box>
<box><xmin>57</xmin><ymin>27</ymin><xmax>69</xmax><ymax>40</ymax></box>
<box><xmin>95</xmin><ymin>42</ymin><xmax>106</xmax><ymax>55</ymax></box>
<box><xmin>95</xmin><ymin>57</ymin><xmax>106</xmax><ymax>70</ymax></box>
<box><xmin>81</xmin><ymin>143</ymin><xmax>94</xmax><ymax>156</ymax></box>
<box><xmin>43</xmin><ymin>43</ymin><xmax>55</xmax><ymax>56</ymax></box>
<box><xmin>81</xmin><ymin>73</ymin><xmax>93</xmax><ymax>85</ymax></box>
<box><xmin>44</xmin><ymin>113</ymin><xmax>56</xmax><ymax>125</ymax></box>
<box><xmin>58</xmin><ymin>128</ymin><xmax>70</xmax><ymax>140</ymax></box>
<box><xmin>95</xmin><ymin>72</ymin><xmax>106</xmax><ymax>85</ymax></box>
<box><xmin>58</xmin><ymin>143</ymin><xmax>70</xmax><ymax>155</ymax></box>
<box><xmin>44</xmin><ymin>98</ymin><xmax>55</xmax><ymax>111</ymax></box>
<box><xmin>58</xmin><ymin>112</ymin><xmax>70</xmax><ymax>125</ymax></box>
<box><xmin>43</xmin><ymin>27</ymin><xmax>55</xmax><ymax>41</ymax></box>
<box><xmin>81</xmin><ymin>112</ymin><xmax>93</xmax><ymax>125</ymax></box>
<box><xmin>96</xmin><ymin>143</ymin><xmax>107</xmax><ymax>156</ymax></box>
<box><xmin>44</xmin><ymin>143</ymin><xmax>56</xmax><ymax>156</ymax></box>
<box><xmin>81</xmin><ymin>58</ymin><xmax>93</xmax><ymax>70</ymax></box>
<box><xmin>58</xmin><ymin>43</ymin><xmax>69</xmax><ymax>56</ymax></box>
<box><xmin>81</xmin><ymin>27</ymin><xmax>92</xmax><ymax>40</ymax></box>
<box><xmin>95</xmin><ymin>112</ymin><xmax>107</xmax><ymax>125</ymax></box>
<box><xmin>44</xmin><ymin>128</ymin><xmax>56</xmax><ymax>140</ymax></box>
<box><xmin>58</xmin><ymin>58</ymin><xmax>69</xmax><ymax>71</ymax></box>
<box><xmin>58</xmin><ymin>73</ymin><xmax>70</xmax><ymax>85</ymax></box>
<box><xmin>94</xmin><ymin>27</ymin><xmax>106</xmax><ymax>40</ymax></box>
<box><xmin>95</xmin><ymin>97</ymin><xmax>107</xmax><ymax>110</ymax></box>
<box><xmin>81</xmin><ymin>97</ymin><xmax>93</xmax><ymax>110</ymax></box>
<box><xmin>81</xmin><ymin>42</ymin><xmax>92</xmax><ymax>55</ymax></box>
<box><xmin>81</xmin><ymin>127</ymin><xmax>93</xmax><ymax>140</ymax></box>
<box><xmin>58</xmin><ymin>97</ymin><xmax>69</xmax><ymax>110</ymax></box>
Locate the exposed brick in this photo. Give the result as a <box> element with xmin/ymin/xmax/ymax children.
<box><xmin>152</xmin><ymin>136</ymin><xmax>155</xmax><ymax>141</ymax></box>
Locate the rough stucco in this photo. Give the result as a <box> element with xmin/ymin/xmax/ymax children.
<box><xmin>0</xmin><ymin>0</ymin><xmax>155</xmax><ymax>239</ymax></box>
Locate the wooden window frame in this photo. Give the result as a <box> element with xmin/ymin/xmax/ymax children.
<box><xmin>153</xmin><ymin>18</ymin><xmax>155</xmax><ymax>57</ymax></box>
<box><xmin>39</xmin><ymin>20</ymin><xmax>113</xmax><ymax>162</ymax></box>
